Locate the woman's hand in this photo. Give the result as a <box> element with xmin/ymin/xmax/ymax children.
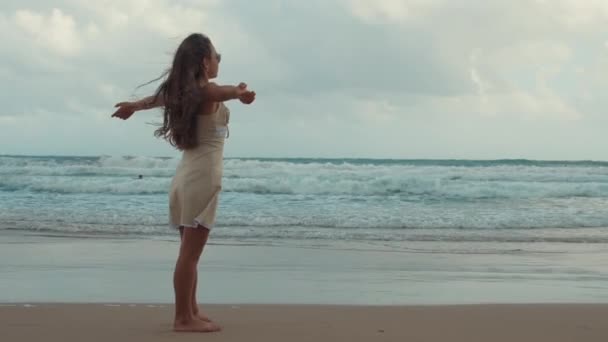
<box><xmin>239</xmin><ymin>91</ymin><xmax>256</xmax><ymax>104</ymax></box>
<box><xmin>111</xmin><ymin>102</ymin><xmax>137</xmax><ymax>120</ymax></box>
<box><xmin>236</xmin><ymin>83</ymin><xmax>256</xmax><ymax>105</ymax></box>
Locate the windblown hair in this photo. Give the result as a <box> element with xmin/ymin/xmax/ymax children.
<box><xmin>151</xmin><ymin>33</ymin><xmax>213</xmax><ymax>150</ymax></box>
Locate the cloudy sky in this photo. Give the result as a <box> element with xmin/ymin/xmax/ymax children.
<box><xmin>0</xmin><ymin>0</ymin><xmax>607</xmax><ymax>160</ymax></box>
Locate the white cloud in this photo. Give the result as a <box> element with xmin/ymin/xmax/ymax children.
<box><xmin>100</xmin><ymin>7</ymin><xmax>129</xmax><ymax>29</ymax></box>
<box><xmin>492</xmin><ymin>91</ymin><xmax>581</xmax><ymax>121</ymax></box>
<box><xmin>0</xmin><ymin>0</ymin><xmax>606</xmax><ymax>159</ymax></box>
<box><xmin>14</xmin><ymin>8</ymin><xmax>83</xmax><ymax>57</ymax></box>
<box><xmin>0</xmin><ymin>116</ymin><xmax>17</xmax><ymax>125</ymax></box>
<box><xmin>99</xmin><ymin>83</ymin><xmax>119</xmax><ymax>99</ymax></box>
<box><xmin>537</xmin><ymin>0</ymin><xmax>608</xmax><ymax>30</ymax></box>
<box><xmin>345</xmin><ymin>0</ymin><xmax>441</xmax><ymax>23</ymax></box>
<box><xmin>347</xmin><ymin>0</ymin><xmax>409</xmax><ymax>22</ymax></box>
<box><xmin>487</xmin><ymin>41</ymin><xmax>572</xmax><ymax>70</ymax></box>
<box><xmin>75</xmin><ymin>0</ymin><xmax>219</xmax><ymax>36</ymax></box>
<box><xmin>466</xmin><ymin>40</ymin><xmax>579</xmax><ymax>120</ymax></box>
<box><xmin>469</xmin><ymin>49</ymin><xmax>491</xmax><ymax>114</ymax></box>
<box><xmin>353</xmin><ymin>98</ymin><xmax>400</xmax><ymax>124</ymax></box>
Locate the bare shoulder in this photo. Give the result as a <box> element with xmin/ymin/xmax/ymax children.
<box><xmin>200</xmin><ymin>81</ymin><xmax>218</xmax><ymax>91</ymax></box>
<box><xmin>199</xmin><ymin>81</ymin><xmax>239</xmax><ymax>103</ymax></box>
<box><xmin>198</xmin><ymin>83</ymin><xmax>220</xmax><ymax>114</ymax></box>
<box><xmin>200</xmin><ymin>82</ymin><xmax>220</xmax><ymax>96</ymax></box>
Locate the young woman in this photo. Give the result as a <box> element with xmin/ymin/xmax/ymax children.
<box><xmin>111</xmin><ymin>33</ymin><xmax>255</xmax><ymax>332</ymax></box>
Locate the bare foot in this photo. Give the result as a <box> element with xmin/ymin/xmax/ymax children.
<box><xmin>194</xmin><ymin>312</ymin><xmax>212</xmax><ymax>322</ymax></box>
<box><xmin>173</xmin><ymin>319</ymin><xmax>221</xmax><ymax>333</ymax></box>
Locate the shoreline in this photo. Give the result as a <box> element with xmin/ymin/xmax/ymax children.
<box><xmin>2</xmin><ymin>234</ymin><xmax>608</xmax><ymax>305</ymax></box>
<box><xmin>2</xmin><ymin>303</ymin><xmax>607</xmax><ymax>341</ymax></box>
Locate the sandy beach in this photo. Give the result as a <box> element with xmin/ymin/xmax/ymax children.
<box><xmin>2</xmin><ymin>303</ymin><xmax>607</xmax><ymax>341</ymax></box>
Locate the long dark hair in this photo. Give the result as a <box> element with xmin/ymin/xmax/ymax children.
<box><xmin>151</xmin><ymin>33</ymin><xmax>213</xmax><ymax>150</ymax></box>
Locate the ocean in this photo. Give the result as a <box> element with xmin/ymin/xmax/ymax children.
<box><xmin>1</xmin><ymin>155</ymin><xmax>608</xmax><ymax>246</ymax></box>
<box><xmin>2</xmin><ymin>155</ymin><xmax>608</xmax><ymax>304</ymax></box>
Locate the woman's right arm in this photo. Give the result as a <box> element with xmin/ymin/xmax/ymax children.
<box><xmin>134</xmin><ymin>95</ymin><xmax>164</xmax><ymax>110</ymax></box>
<box><xmin>111</xmin><ymin>94</ymin><xmax>164</xmax><ymax>120</ymax></box>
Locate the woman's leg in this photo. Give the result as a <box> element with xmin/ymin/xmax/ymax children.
<box><xmin>173</xmin><ymin>226</ymin><xmax>220</xmax><ymax>332</ymax></box>
<box><xmin>179</xmin><ymin>227</ymin><xmax>211</xmax><ymax>322</ymax></box>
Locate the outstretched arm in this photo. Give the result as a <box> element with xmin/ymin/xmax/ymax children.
<box><xmin>111</xmin><ymin>94</ymin><xmax>164</xmax><ymax>120</ymax></box>
<box><xmin>203</xmin><ymin>82</ymin><xmax>256</xmax><ymax>104</ymax></box>
<box><xmin>112</xmin><ymin>83</ymin><xmax>255</xmax><ymax>120</ymax></box>
<box><xmin>135</xmin><ymin>94</ymin><xmax>164</xmax><ymax>110</ymax></box>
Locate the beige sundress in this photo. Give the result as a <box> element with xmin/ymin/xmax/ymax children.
<box><xmin>169</xmin><ymin>102</ymin><xmax>230</xmax><ymax>230</ymax></box>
